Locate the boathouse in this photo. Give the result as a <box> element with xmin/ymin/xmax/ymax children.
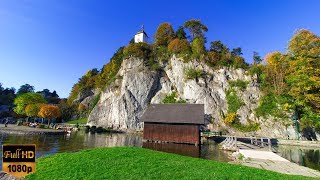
<box><xmin>140</xmin><ymin>104</ymin><xmax>204</xmax><ymax>145</ymax></box>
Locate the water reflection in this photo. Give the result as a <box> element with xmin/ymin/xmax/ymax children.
<box><xmin>1</xmin><ymin>131</ymin><xmax>320</xmax><ymax>171</ymax></box>
<box><xmin>276</xmin><ymin>145</ymin><xmax>320</xmax><ymax>171</ymax></box>
<box><xmin>143</xmin><ymin>142</ymin><xmax>201</xmax><ymax>158</ymax></box>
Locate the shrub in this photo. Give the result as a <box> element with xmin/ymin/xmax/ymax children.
<box><xmin>168</xmin><ymin>38</ymin><xmax>191</xmax><ymax>55</ymax></box>
<box><xmin>162</xmin><ymin>92</ymin><xmax>186</xmax><ymax>104</ymax></box>
<box><xmin>153</xmin><ymin>46</ymin><xmax>170</xmax><ymax>62</ymax></box>
<box><xmin>229</xmin><ymin>80</ymin><xmax>249</xmax><ymax>91</ymax></box>
<box><xmin>226</xmin><ymin>89</ymin><xmax>244</xmax><ymax>113</ymax></box>
<box><xmin>184</xmin><ymin>68</ymin><xmax>203</xmax><ymax>80</ymax></box>
<box><xmin>123</xmin><ymin>43</ymin><xmax>151</xmax><ymax>59</ymax></box>
<box><xmin>224</xmin><ymin>113</ymin><xmax>238</xmax><ymax>124</ymax></box>
<box><xmin>233</xmin><ymin>121</ymin><xmax>261</xmax><ymax>132</ymax></box>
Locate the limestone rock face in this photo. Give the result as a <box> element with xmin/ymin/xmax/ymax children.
<box><xmin>88</xmin><ymin>58</ymin><xmax>159</xmax><ymax>130</ymax></box>
<box><xmin>88</xmin><ymin>56</ymin><xmax>295</xmax><ymax>138</ymax></box>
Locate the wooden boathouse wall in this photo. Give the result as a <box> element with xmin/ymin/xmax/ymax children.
<box><xmin>140</xmin><ymin>104</ymin><xmax>204</xmax><ymax>145</ymax></box>
<box><xmin>143</xmin><ymin>122</ymin><xmax>200</xmax><ymax>144</ymax></box>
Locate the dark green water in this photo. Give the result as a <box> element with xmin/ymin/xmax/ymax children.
<box><xmin>1</xmin><ymin>131</ymin><xmax>319</xmax><ymax>171</ymax></box>
<box><xmin>0</xmin><ymin>131</ymin><xmax>231</xmax><ymax>170</ymax></box>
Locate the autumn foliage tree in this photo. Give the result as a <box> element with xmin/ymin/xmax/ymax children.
<box><xmin>123</xmin><ymin>42</ymin><xmax>151</xmax><ymax>59</ymax></box>
<box><xmin>154</xmin><ymin>23</ymin><xmax>175</xmax><ymax>47</ymax></box>
<box><xmin>25</xmin><ymin>103</ymin><xmax>43</xmax><ymax>119</ymax></box>
<box><xmin>286</xmin><ymin>30</ymin><xmax>320</xmax><ymax>116</ymax></box>
<box><xmin>168</xmin><ymin>38</ymin><xmax>191</xmax><ymax>55</ymax></box>
<box><xmin>265</xmin><ymin>52</ymin><xmax>288</xmax><ymax>95</ymax></box>
<box><xmin>38</xmin><ymin>104</ymin><xmax>61</xmax><ymax>125</ymax></box>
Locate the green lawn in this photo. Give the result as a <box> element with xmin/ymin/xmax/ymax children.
<box><xmin>66</xmin><ymin>118</ymin><xmax>87</xmax><ymax>124</ymax></box>
<box><xmin>26</xmin><ymin>147</ymin><xmax>311</xmax><ymax>179</ymax></box>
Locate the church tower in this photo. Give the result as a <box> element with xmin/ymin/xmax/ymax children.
<box><xmin>134</xmin><ymin>25</ymin><xmax>148</xmax><ymax>43</ymax></box>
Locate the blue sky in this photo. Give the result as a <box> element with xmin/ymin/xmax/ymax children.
<box><xmin>0</xmin><ymin>0</ymin><xmax>319</xmax><ymax>98</ymax></box>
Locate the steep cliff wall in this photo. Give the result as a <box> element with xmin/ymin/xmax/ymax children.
<box><xmin>88</xmin><ymin>56</ymin><xmax>295</xmax><ymax>138</ymax></box>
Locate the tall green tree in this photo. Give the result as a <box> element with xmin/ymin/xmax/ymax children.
<box><xmin>253</xmin><ymin>52</ymin><xmax>263</xmax><ymax>64</ymax></box>
<box><xmin>184</xmin><ymin>20</ymin><xmax>208</xmax><ymax>41</ymax></box>
<box><xmin>13</xmin><ymin>92</ymin><xmax>47</xmax><ymax>116</ymax></box>
<box><xmin>286</xmin><ymin>30</ymin><xmax>320</xmax><ymax>113</ymax></box>
<box><xmin>191</xmin><ymin>38</ymin><xmax>206</xmax><ymax>58</ymax></box>
<box><xmin>17</xmin><ymin>84</ymin><xmax>34</xmax><ymax>95</ymax></box>
<box><xmin>210</xmin><ymin>41</ymin><xmax>229</xmax><ymax>53</ymax></box>
<box><xmin>175</xmin><ymin>26</ymin><xmax>187</xmax><ymax>39</ymax></box>
<box><xmin>154</xmin><ymin>23</ymin><xmax>175</xmax><ymax>46</ymax></box>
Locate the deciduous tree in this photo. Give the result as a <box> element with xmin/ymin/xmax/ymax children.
<box><xmin>14</xmin><ymin>92</ymin><xmax>47</xmax><ymax>116</ymax></box>
<box><xmin>38</xmin><ymin>104</ymin><xmax>61</xmax><ymax>125</ymax></box>
<box><xmin>154</xmin><ymin>23</ymin><xmax>175</xmax><ymax>46</ymax></box>
<box><xmin>25</xmin><ymin>103</ymin><xmax>42</xmax><ymax>119</ymax></box>
<box><xmin>168</xmin><ymin>38</ymin><xmax>191</xmax><ymax>54</ymax></box>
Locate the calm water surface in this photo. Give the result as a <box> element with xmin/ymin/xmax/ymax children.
<box><xmin>0</xmin><ymin>131</ymin><xmax>230</xmax><ymax>170</ymax></box>
<box><xmin>0</xmin><ymin>131</ymin><xmax>319</xmax><ymax>171</ymax></box>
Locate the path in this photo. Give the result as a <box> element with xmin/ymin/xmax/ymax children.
<box><xmin>0</xmin><ymin>124</ymin><xmax>64</xmax><ymax>135</ymax></box>
<box><xmin>237</xmin><ymin>149</ymin><xmax>320</xmax><ymax>177</ymax></box>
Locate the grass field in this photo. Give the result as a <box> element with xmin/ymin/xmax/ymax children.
<box><xmin>66</xmin><ymin>118</ymin><xmax>87</xmax><ymax>124</ymax></box>
<box><xmin>26</xmin><ymin>147</ymin><xmax>311</xmax><ymax>179</ymax></box>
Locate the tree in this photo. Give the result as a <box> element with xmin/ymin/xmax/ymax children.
<box><xmin>154</xmin><ymin>23</ymin><xmax>175</xmax><ymax>46</ymax></box>
<box><xmin>253</xmin><ymin>52</ymin><xmax>263</xmax><ymax>64</ymax></box>
<box><xmin>265</xmin><ymin>52</ymin><xmax>288</xmax><ymax>95</ymax></box>
<box><xmin>184</xmin><ymin>20</ymin><xmax>208</xmax><ymax>40</ymax></box>
<box><xmin>25</xmin><ymin>103</ymin><xmax>42</xmax><ymax>119</ymax></box>
<box><xmin>168</xmin><ymin>38</ymin><xmax>191</xmax><ymax>55</ymax></box>
<box><xmin>38</xmin><ymin>104</ymin><xmax>61</xmax><ymax>125</ymax></box>
<box><xmin>58</xmin><ymin>99</ymin><xmax>75</xmax><ymax>121</ymax></box>
<box><xmin>17</xmin><ymin>84</ymin><xmax>35</xmax><ymax>95</ymax></box>
<box><xmin>175</xmin><ymin>26</ymin><xmax>187</xmax><ymax>39</ymax></box>
<box><xmin>231</xmin><ymin>47</ymin><xmax>243</xmax><ymax>56</ymax></box>
<box><xmin>191</xmin><ymin>38</ymin><xmax>206</xmax><ymax>58</ymax></box>
<box><xmin>286</xmin><ymin>30</ymin><xmax>320</xmax><ymax>113</ymax></box>
<box><xmin>123</xmin><ymin>42</ymin><xmax>151</xmax><ymax>59</ymax></box>
<box><xmin>210</xmin><ymin>41</ymin><xmax>228</xmax><ymax>53</ymax></box>
<box><xmin>13</xmin><ymin>92</ymin><xmax>47</xmax><ymax>116</ymax></box>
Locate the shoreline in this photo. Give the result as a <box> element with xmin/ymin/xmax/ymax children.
<box><xmin>0</xmin><ymin>124</ymin><xmax>65</xmax><ymax>135</ymax></box>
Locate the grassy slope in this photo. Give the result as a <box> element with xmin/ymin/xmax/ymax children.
<box><xmin>26</xmin><ymin>147</ymin><xmax>311</xmax><ymax>180</ymax></box>
<box><xmin>66</xmin><ymin>118</ymin><xmax>87</xmax><ymax>124</ymax></box>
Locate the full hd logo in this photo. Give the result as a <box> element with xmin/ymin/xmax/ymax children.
<box><xmin>2</xmin><ymin>144</ymin><xmax>36</xmax><ymax>178</ymax></box>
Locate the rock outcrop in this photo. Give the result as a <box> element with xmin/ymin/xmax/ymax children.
<box><xmin>88</xmin><ymin>56</ymin><xmax>295</xmax><ymax>138</ymax></box>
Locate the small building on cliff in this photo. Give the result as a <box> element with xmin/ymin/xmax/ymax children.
<box><xmin>141</xmin><ymin>104</ymin><xmax>204</xmax><ymax>145</ymax></box>
<box><xmin>134</xmin><ymin>25</ymin><xmax>148</xmax><ymax>43</ymax></box>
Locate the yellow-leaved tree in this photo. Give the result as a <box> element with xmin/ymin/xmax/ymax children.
<box><xmin>38</xmin><ymin>104</ymin><xmax>61</xmax><ymax>125</ymax></box>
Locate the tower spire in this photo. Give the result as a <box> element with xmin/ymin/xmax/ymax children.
<box><xmin>141</xmin><ymin>24</ymin><xmax>144</xmax><ymax>31</ymax></box>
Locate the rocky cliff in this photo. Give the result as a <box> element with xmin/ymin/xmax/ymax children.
<box><xmin>87</xmin><ymin>56</ymin><xmax>296</xmax><ymax>138</ymax></box>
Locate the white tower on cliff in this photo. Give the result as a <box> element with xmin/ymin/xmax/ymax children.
<box><xmin>134</xmin><ymin>25</ymin><xmax>148</xmax><ymax>43</ymax></box>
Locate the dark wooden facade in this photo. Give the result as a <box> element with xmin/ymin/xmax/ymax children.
<box><xmin>143</xmin><ymin>123</ymin><xmax>200</xmax><ymax>144</ymax></box>
<box><xmin>141</xmin><ymin>104</ymin><xmax>204</xmax><ymax>145</ymax></box>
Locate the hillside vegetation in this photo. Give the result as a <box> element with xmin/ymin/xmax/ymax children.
<box><xmin>67</xmin><ymin>20</ymin><xmax>320</xmax><ymax>135</ymax></box>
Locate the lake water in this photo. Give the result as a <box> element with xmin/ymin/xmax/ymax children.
<box><xmin>0</xmin><ymin>131</ymin><xmax>319</xmax><ymax>171</ymax></box>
